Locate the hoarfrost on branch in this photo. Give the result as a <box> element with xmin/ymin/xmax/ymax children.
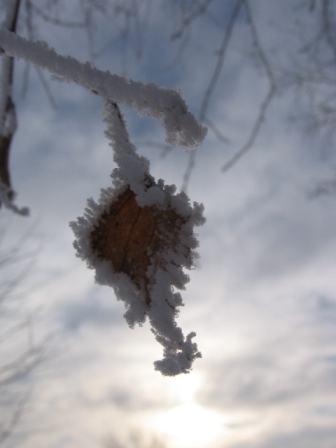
<box><xmin>0</xmin><ymin>29</ymin><xmax>207</xmax><ymax>149</ymax></box>
<box><xmin>0</xmin><ymin>27</ymin><xmax>207</xmax><ymax>375</ymax></box>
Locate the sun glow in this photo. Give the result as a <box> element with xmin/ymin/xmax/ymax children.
<box><xmin>153</xmin><ymin>374</ymin><xmax>226</xmax><ymax>448</ymax></box>
<box><xmin>155</xmin><ymin>402</ymin><xmax>225</xmax><ymax>448</ymax></box>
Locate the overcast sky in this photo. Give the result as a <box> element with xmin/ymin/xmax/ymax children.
<box><xmin>1</xmin><ymin>1</ymin><xmax>336</xmax><ymax>447</ymax></box>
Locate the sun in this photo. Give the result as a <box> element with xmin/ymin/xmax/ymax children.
<box><xmin>152</xmin><ymin>374</ymin><xmax>226</xmax><ymax>448</ymax></box>
<box><xmin>154</xmin><ymin>402</ymin><xmax>225</xmax><ymax>448</ymax></box>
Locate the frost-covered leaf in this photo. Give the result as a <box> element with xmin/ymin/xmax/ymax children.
<box><xmin>70</xmin><ymin>101</ymin><xmax>205</xmax><ymax>376</ymax></box>
<box><xmin>70</xmin><ymin>177</ymin><xmax>204</xmax><ymax>375</ymax></box>
<box><xmin>90</xmin><ymin>186</ymin><xmax>188</xmax><ymax>296</ymax></box>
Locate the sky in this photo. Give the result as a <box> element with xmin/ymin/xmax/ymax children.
<box><xmin>1</xmin><ymin>1</ymin><xmax>336</xmax><ymax>447</ymax></box>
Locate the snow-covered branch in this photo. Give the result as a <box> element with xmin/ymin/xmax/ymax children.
<box><xmin>0</xmin><ymin>29</ymin><xmax>207</xmax><ymax>149</ymax></box>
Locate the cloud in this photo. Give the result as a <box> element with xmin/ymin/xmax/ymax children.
<box><xmin>57</xmin><ymin>291</ymin><xmax>124</xmax><ymax>332</ymax></box>
<box><xmin>251</xmin><ymin>426</ymin><xmax>336</xmax><ymax>448</ymax></box>
<box><xmin>1</xmin><ymin>1</ymin><xmax>336</xmax><ymax>447</ymax></box>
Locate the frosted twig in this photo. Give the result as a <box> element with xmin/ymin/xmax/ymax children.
<box><xmin>0</xmin><ymin>29</ymin><xmax>207</xmax><ymax>150</ymax></box>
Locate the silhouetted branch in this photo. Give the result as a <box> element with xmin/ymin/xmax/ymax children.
<box><xmin>0</xmin><ymin>234</ymin><xmax>47</xmax><ymax>444</ymax></box>
<box><xmin>0</xmin><ymin>0</ymin><xmax>28</xmax><ymax>215</ymax></box>
<box><xmin>182</xmin><ymin>0</ymin><xmax>243</xmax><ymax>190</ymax></box>
<box><xmin>0</xmin><ymin>391</ymin><xmax>30</xmax><ymax>445</ymax></box>
<box><xmin>322</xmin><ymin>0</ymin><xmax>336</xmax><ymax>64</ymax></box>
<box><xmin>29</xmin><ymin>2</ymin><xmax>86</xmax><ymax>28</ymax></box>
<box><xmin>0</xmin><ymin>0</ymin><xmax>21</xmax><ymax>194</ymax></box>
<box><xmin>221</xmin><ymin>0</ymin><xmax>276</xmax><ymax>172</ymax></box>
<box><xmin>205</xmin><ymin>118</ymin><xmax>230</xmax><ymax>144</ymax></box>
<box><xmin>136</xmin><ymin>140</ymin><xmax>174</xmax><ymax>157</ymax></box>
<box><xmin>171</xmin><ymin>0</ymin><xmax>216</xmax><ymax>40</ymax></box>
<box><xmin>199</xmin><ymin>0</ymin><xmax>244</xmax><ymax>122</ymax></box>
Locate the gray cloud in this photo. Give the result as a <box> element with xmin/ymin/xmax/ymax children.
<box><xmin>246</xmin><ymin>426</ymin><xmax>336</xmax><ymax>448</ymax></box>
<box><xmin>2</xmin><ymin>1</ymin><xmax>336</xmax><ymax>447</ymax></box>
<box><xmin>57</xmin><ymin>289</ymin><xmax>124</xmax><ymax>332</ymax></box>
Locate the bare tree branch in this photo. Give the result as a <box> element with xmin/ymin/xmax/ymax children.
<box><xmin>0</xmin><ymin>390</ymin><xmax>30</xmax><ymax>445</ymax></box>
<box><xmin>29</xmin><ymin>2</ymin><xmax>86</xmax><ymax>28</ymax></box>
<box><xmin>204</xmin><ymin>117</ymin><xmax>230</xmax><ymax>144</ymax></box>
<box><xmin>171</xmin><ymin>0</ymin><xmax>216</xmax><ymax>40</ymax></box>
<box><xmin>0</xmin><ymin>0</ymin><xmax>21</xmax><ymax>190</ymax></box>
<box><xmin>0</xmin><ymin>0</ymin><xmax>27</xmax><ymax>214</ymax></box>
<box><xmin>322</xmin><ymin>0</ymin><xmax>336</xmax><ymax>64</ymax></box>
<box><xmin>0</xmin><ymin>233</ymin><xmax>47</xmax><ymax>444</ymax></box>
<box><xmin>199</xmin><ymin>0</ymin><xmax>244</xmax><ymax>122</ymax></box>
<box><xmin>221</xmin><ymin>0</ymin><xmax>277</xmax><ymax>172</ymax></box>
<box><xmin>182</xmin><ymin>0</ymin><xmax>243</xmax><ymax>191</ymax></box>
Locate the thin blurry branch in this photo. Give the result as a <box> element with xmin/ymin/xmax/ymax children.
<box><xmin>171</xmin><ymin>0</ymin><xmax>216</xmax><ymax>40</ymax></box>
<box><xmin>29</xmin><ymin>2</ymin><xmax>86</xmax><ymax>28</ymax></box>
<box><xmin>0</xmin><ymin>235</ymin><xmax>47</xmax><ymax>446</ymax></box>
<box><xmin>221</xmin><ymin>0</ymin><xmax>276</xmax><ymax>173</ymax></box>
<box><xmin>136</xmin><ymin>139</ymin><xmax>174</xmax><ymax>157</ymax></box>
<box><xmin>199</xmin><ymin>0</ymin><xmax>243</xmax><ymax>122</ymax></box>
<box><xmin>279</xmin><ymin>0</ymin><xmax>336</xmax><ymax>173</ymax></box>
<box><xmin>0</xmin><ymin>390</ymin><xmax>30</xmax><ymax>446</ymax></box>
<box><xmin>182</xmin><ymin>0</ymin><xmax>243</xmax><ymax>190</ymax></box>
<box><xmin>322</xmin><ymin>0</ymin><xmax>336</xmax><ymax>64</ymax></box>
